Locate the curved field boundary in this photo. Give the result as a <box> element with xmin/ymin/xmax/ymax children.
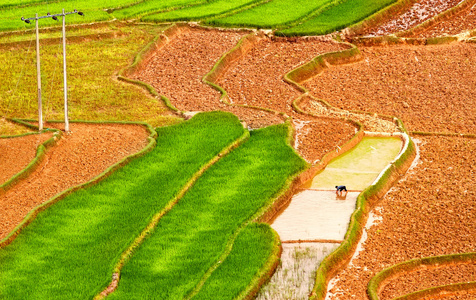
<box><xmin>188</xmin><ymin>223</ymin><xmax>282</xmax><ymax>300</ymax></box>
<box><xmin>96</xmin><ymin>126</ymin><xmax>250</xmax><ymax>299</ymax></box>
<box><xmin>202</xmin><ymin>31</ymin><xmax>290</xmax><ymax>120</ymax></box>
<box><xmin>308</xmin><ymin>129</ymin><xmax>415</xmax><ymax>300</ymax></box>
<box><xmin>367</xmin><ymin>252</ymin><xmax>476</xmax><ymax>299</ymax></box>
<box><xmin>117</xmin><ymin>23</ymin><xmax>184</xmax><ymax>113</ymax></box>
<box><xmin>345</xmin><ymin>0</ymin><xmax>417</xmax><ymax>37</ymax></box>
<box><xmin>0</xmin><ymin>119</ymin><xmax>157</xmax><ymax>249</ymax></box>
<box><xmin>395</xmin><ymin>0</ymin><xmax>476</xmax><ymax>38</ymax></box>
<box><xmin>279</xmin><ymin>38</ymin><xmax>418</xmax><ymax>300</ymax></box>
<box><xmin>184</xmin><ymin>120</ymin><xmax>305</xmax><ymax>300</ymax></box>
<box><xmin>0</xmin><ymin>120</ymin><xmax>61</xmax><ymax>195</ymax></box>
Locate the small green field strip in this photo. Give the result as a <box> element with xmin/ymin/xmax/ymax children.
<box><xmin>277</xmin><ymin>0</ymin><xmax>397</xmax><ymax>36</ymax></box>
<box><xmin>0</xmin><ymin>112</ymin><xmax>246</xmax><ymax>299</ymax></box>
<box><xmin>111</xmin><ymin>0</ymin><xmax>207</xmax><ymax>20</ymax></box>
<box><xmin>191</xmin><ymin>223</ymin><xmax>281</xmax><ymax>300</ymax></box>
<box><xmin>208</xmin><ymin>0</ymin><xmax>333</xmax><ymax>28</ymax></box>
<box><xmin>142</xmin><ymin>0</ymin><xmax>260</xmax><ymax>22</ymax></box>
<box><xmin>107</xmin><ymin>123</ymin><xmax>307</xmax><ymax>299</ymax></box>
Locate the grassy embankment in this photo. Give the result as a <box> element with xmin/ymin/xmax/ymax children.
<box><xmin>206</xmin><ymin>0</ymin><xmax>333</xmax><ymax>29</ymax></box>
<box><xmin>0</xmin><ymin>112</ymin><xmax>245</xmax><ymax>299</ymax></box>
<box><xmin>278</xmin><ymin>0</ymin><xmax>397</xmax><ymax>36</ymax></box>
<box><xmin>0</xmin><ymin>24</ymin><xmax>178</xmax><ymax>130</ymax></box>
<box><xmin>107</xmin><ymin>122</ymin><xmax>307</xmax><ymax>299</ymax></box>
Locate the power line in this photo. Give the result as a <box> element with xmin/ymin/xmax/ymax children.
<box><xmin>21</xmin><ymin>9</ymin><xmax>83</xmax><ymax>132</ymax></box>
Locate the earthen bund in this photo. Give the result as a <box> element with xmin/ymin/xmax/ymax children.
<box><xmin>263</xmin><ymin>136</ymin><xmax>404</xmax><ymax>298</ymax></box>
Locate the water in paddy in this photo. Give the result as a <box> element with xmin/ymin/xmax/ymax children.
<box><xmin>303</xmin><ymin>137</ymin><xmax>403</xmax><ymax>191</ymax></box>
<box><xmin>262</xmin><ymin>137</ymin><xmax>403</xmax><ymax>299</ymax></box>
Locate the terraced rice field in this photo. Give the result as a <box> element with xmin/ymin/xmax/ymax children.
<box><xmin>0</xmin><ymin>0</ymin><xmax>475</xmax><ymax>299</ymax></box>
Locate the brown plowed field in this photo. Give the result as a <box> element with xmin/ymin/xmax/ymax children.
<box><xmin>381</xmin><ymin>262</ymin><xmax>476</xmax><ymax>299</ymax></box>
<box><xmin>414</xmin><ymin>3</ymin><xmax>476</xmax><ymax>38</ymax></box>
<box><xmin>304</xmin><ymin>43</ymin><xmax>476</xmax><ymax>134</ymax></box>
<box><xmin>327</xmin><ymin>136</ymin><xmax>476</xmax><ymax>299</ymax></box>
<box><xmin>0</xmin><ymin>123</ymin><xmax>148</xmax><ymax>240</ymax></box>
<box><xmin>364</xmin><ymin>0</ymin><xmax>463</xmax><ymax>36</ymax></box>
<box><xmin>215</xmin><ymin>37</ymin><xmax>358</xmax><ymax>161</ymax></box>
<box><xmin>132</xmin><ymin>28</ymin><xmax>359</xmax><ymax>161</ymax></box>
<box><xmin>0</xmin><ymin>132</ymin><xmax>53</xmax><ymax>184</ymax></box>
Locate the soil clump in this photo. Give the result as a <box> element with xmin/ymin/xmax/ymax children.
<box><xmin>0</xmin><ymin>123</ymin><xmax>149</xmax><ymax>240</ymax></box>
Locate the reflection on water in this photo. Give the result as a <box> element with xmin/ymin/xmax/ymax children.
<box><xmin>256</xmin><ymin>243</ymin><xmax>339</xmax><ymax>300</ymax></box>
<box><xmin>271</xmin><ymin>191</ymin><xmax>360</xmax><ymax>241</ymax></box>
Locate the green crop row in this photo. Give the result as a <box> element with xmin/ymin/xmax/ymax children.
<box><xmin>1</xmin><ymin>0</ymin><xmax>400</xmax><ymax>35</ymax></box>
<box><xmin>110</xmin><ymin>0</ymin><xmax>207</xmax><ymax>20</ymax></box>
<box><xmin>206</xmin><ymin>0</ymin><xmax>333</xmax><ymax>29</ymax></box>
<box><xmin>107</xmin><ymin>122</ymin><xmax>307</xmax><ymax>299</ymax></box>
<box><xmin>0</xmin><ymin>112</ymin><xmax>246</xmax><ymax>299</ymax></box>
<box><xmin>143</xmin><ymin>0</ymin><xmax>261</xmax><ymax>23</ymax></box>
<box><xmin>278</xmin><ymin>0</ymin><xmax>397</xmax><ymax>36</ymax></box>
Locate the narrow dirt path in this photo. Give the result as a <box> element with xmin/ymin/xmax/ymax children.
<box><xmin>0</xmin><ymin>132</ymin><xmax>53</xmax><ymax>184</ymax></box>
<box><xmin>0</xmin><ymin>123</ymin><xmax>149</xmax><ymax>240</ymax></box>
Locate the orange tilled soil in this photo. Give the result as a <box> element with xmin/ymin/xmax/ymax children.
<box><xmin>133</xmin><ymin>27</ymin><xmax>357</xmax><ymax>161</ymax></box>
<box><xmin>216</xmin><ymin>37</ymin><xmax>356</xmax><ymax>161</ymax></box>
<box><xmin>132</xmin><ymin>27</ymin><xmax>284</xmax><ymax>129</ymax></box>
<box><xmin>381</xmin><ymin>262</ymin><xmax>476</xmax><ymax>299</ymax></box>
<box><xmin>217</xmin><ymin>37</ymin><xmax>348</xmax><ymax>114</ymax></box>
<box><xmin>304</xmin><ymin>43</ymin><xmax>476</xmax><ymax>134</ymax></box>
<box><xmin>363</xmin><ymin>0</ymin><xmax>463</xmax><ymax>36</ymax></box>
<box><xmin>327</xmin><ymin>136</ymin><xmax>476</xmax><ymax>299</ymax></box>
<box><xmin>0</xmin><ymin>123</ymin><xmax>149</xmax><ymax>240</ymax></box>
<box><xmin>414</xmin><ymin>3</ymin><xmax>476</xmax><ymax>38</ymax></box>
<box><xmin>0</xmin><ymin>132</ymin><xmax>53</xmax><ymax>184</ymax></box>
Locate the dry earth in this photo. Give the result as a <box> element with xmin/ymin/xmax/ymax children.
<box><xmin>364</xmin><ymin>0</ymin><xmax>464</xmax><ymax>36</ymax></box>
<box><xmin>414</xmin><ymin>2</ymin><xmax>476</xmax><ymax>38</ymax></box>
<box><xmin>0</xmin><ymin>132</ymin><xmax>53</xmax><ymax>184</ymax></box>
<box><xmin>304</xmin><ymin>43</ymin><xmax>476</xmax><ymax>134</ymax></box>
<box><xmin>0</xmin><ymin>123</ymin><xmax>148</xmax><ymax>240</ymax></box>
<box><xmin>381</xmin><ymin>262</ymin><xmax>476</xmax><ymax>299</ymax></box>
<box><xmin>327</xmin><ymin>136</ymin><xmax>476</xmax><ymax>299</ymax></box>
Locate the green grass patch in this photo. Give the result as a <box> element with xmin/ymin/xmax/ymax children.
<box><xmin>111</xmin><ymin>0</ymin><xmax>207</xmax><ymax>20</ymax></box>
<box><xmin>278</xmin><ymin>0</ymin><xmax>397</xmax><ymax>36</ymax></box>
<box><xmin>208</xmin><ymin>0</ymin><xmax>333</xmax><ymax>28</ymax></box>
<box><xmin>143</xmin><ymin>0</ymin><xmax>259</xmax><ymax>23</ymax></box>
<box><xmin>0</xmin><ymin>23</ymin><xmax>178</xmax><ymax>128</ymax></box>
<box><xmin>0</xmin><ymin>112</ymin><xmax>245</xmax><ymax>299</ymax></box>
<box><xmin>107</xmin><ymin>123</ymin><xmax>307</xmax><ymax>299</ymax></box>
<box><xmin>193</xmin><ymin>223</ymin><xmax>279</xmax><ymax>299</ymax></box>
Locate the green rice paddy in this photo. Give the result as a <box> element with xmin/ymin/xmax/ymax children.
<box><xmin>108</xmin><ymin>123</ymin><xmax>307</xmax><ymax>299</ymax></box>
<box><xmin>0</xmin><ymin>112</ymin><xmax>246</xmax><ymax>299</ymax></box>
<box><xmin>0</xmin><ymin>0</ymin><xmax>397</xmax><ymax>35</ymax></box>
<box><xmin>208</xmin><ymin>0</ymin><xmax>332</xmax><ymax>28</ymax></box>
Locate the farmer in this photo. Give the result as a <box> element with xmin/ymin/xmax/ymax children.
<box><xmin>335</xmin><ymin>185</ymin><xmax>347</xmax><ymax>194</ymax></box>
